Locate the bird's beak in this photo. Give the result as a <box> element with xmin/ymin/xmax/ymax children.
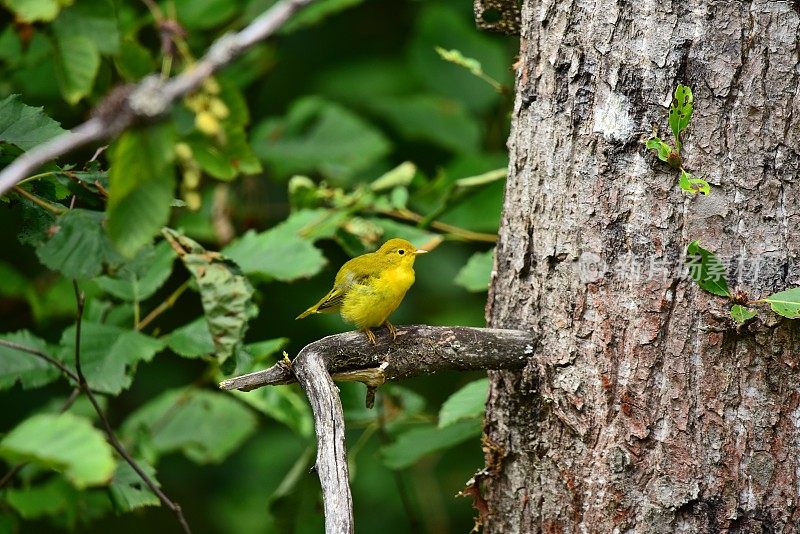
<box><xmin>415</xmin><ymin>249</ymin><xmax>429</xmax><ymax>254</ymax></box>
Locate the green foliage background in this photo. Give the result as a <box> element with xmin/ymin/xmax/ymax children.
<box><xmin>0</xmin><ymin>0</ymin><xmax>516</xmax><ymax>531</ymax></box>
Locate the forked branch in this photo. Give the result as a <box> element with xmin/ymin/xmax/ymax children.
<box><xmin>220</xmin><ymin>325</ymin><xmax>535</xmax><ymax>534</ymax></box>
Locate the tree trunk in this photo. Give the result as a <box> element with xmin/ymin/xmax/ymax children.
<box><xmin>484</xmin><ymin>1</ymin><xmax>800</xmax><ymax>532</ymax></box>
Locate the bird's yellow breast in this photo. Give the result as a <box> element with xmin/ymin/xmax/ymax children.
<box><xmin>340</xmin><ymin>264</ymin><xmax>415</xmax><ymax>329</ymax></box>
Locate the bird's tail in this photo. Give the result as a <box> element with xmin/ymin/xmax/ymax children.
<box><xmin>295</xmin><ymin>306</ymin><xmax>317</xmax><ymax>320</ymax></box>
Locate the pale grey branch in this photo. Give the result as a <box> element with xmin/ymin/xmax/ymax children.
<box><xmin>220</xmin><ymin>325</ymin><xmax>535</xmax><ymax>392</ymax></box>
<box><xmin>220</xmin><ymin>325</ymin><xmax>536</xmax><ymax>534</ymax></box>
<box><xmin>0</xmin><ymin>0</ymin><xmax>315</xmax><ymax>197</ymax></box>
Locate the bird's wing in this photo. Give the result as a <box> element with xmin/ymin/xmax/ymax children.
<box><xmin>320</xmin><ymin>270</ymin><xmax>374</xmax><ymax>310</ymax></box>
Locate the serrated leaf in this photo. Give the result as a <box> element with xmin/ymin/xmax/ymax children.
<box><xmin>52</xmin><ymin>33</ymin><xmax>100</xmax><ymax>104</ymax></box>
<box><xmin>454</xmin><ymin>250</ymin><xmax>494</xmax><ymax>292</ymax></box>
<box><xmin>35</xmin><ymin>209</ymin><xmax>123</xmax><ymax>279</ymax></box>
<box><xmin>109</xmin><ymin>461</ymin><xmax>160</xmax><ymax>511</ymax></box>
<box><xmin>251</xmin><ymin>97</ymin><xmax>390</xmax><ymax>182</ymax></box>
<box><xmin>678</xmin><ymin>169</ymin><xmax>710</xmax><ymax>195</ymax></box>
<box><xmin>95</xmin><ymin>240</ymin><xmax>176</xmax><ymax>301</ymax></box>
<box><xmin>164</xmin><ymin>229</ymin><xmax>256</xmax><ymax>363</ymax></box>
<box><xmin>223</xmin><ymin>213</ymin><xmax>328</xmax><ymax>282</ymax></box>
<box><xmin>730</xmin><ymin>304</ymin><xmax>757</xmax><ymax>324</ymax></box>
<box><xmin>764</xmin><ymin>287</ymin><xmax>800</xmax><ymax>319</ymax></box>
<box><xmin>0</xmin><ymin>330</ymin><xmax>60</xmax><ymax>390</ymax></box>
<box><xmin>58</xmin><ymin>322</ymin><xmax>164</xmax><ymax>394</ymax></box>
<box><xmin>0</xmin><ymin>413</ymin><xmax>115</xmax><ymax>488</ymax></box>
<box><xmin>108</xmin><ymin>125</ymin><xmax>176</xmax><ymax>258</ymax></box>
<box><xmin>438</xmin><ymin>378</ymin><xmax>489</xmax><ymax>428</ymax></box>
<box><xmin>381</xmin><ymin>419</ymin><xmax>482</xmax><ymax>470</ymax></box>
<box><xmin>686</xmin><ymin>241</ymin><xmax>730</xmax><ymax>297</ymax></box>
<box><xmin>669</xmin><ymin>84</ymin><xmax>694</xmax><ymax>147</ymax></box>
<box><xmin>0</xmin><ymin>94</ymin><xmax>65</xmax><ymax>150</ymax></box>
<box><xmin>2</xmin><ymin>0</ymin><xmax>73</xmax><ymax>22</ymax></box>
<box><xmin>121</xmin><ymin>389</ymin><xmax>257</xmax><ymax>464</ymax></box>
<box><xmin>165</xmin><ymin>318</ymin><xmax>215</xmax><ymax>358</ymax></box>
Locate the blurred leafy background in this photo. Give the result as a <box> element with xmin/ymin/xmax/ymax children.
<box><xmin>0</xmin><ymin>0</ymin><xmax>516</xmax><ymax>531</ymax></box>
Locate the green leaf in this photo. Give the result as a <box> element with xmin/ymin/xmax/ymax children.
<box><xmin>251</xmin><ymin>97</ymin><xmax>390</xmax><ymax>182</ymax></box>
<box><xmin>678</xmin><ymin>169</ymin><xmax>710</xmax><ymax>195</ymax></box>
<box><xmin>764</xmin><ymin>287</ymin><xmax>800</xmax><ymax>319</ymax></box>
<box><xmin>669</xmin><ymin>84</ymin><xmax>694</xmax><ymax>148</ymax></box>
<box><xmin>4</xmin><ymin>476</ymin><xmax>111</xmax><ymax>527</ymax></box>
<box><xmin>686</xmin><ymin>241</ymin><xmax>730</xmax><ymax>297</ymax></box>
<box><xmin>0</xmin><ymin>94</ymin><xmax>65</xmax><ymax>150</ymax></box>
<box><xmin>35</xmin><ymin>209</ymin><xmax>123</xmax><ymax>279</ymax></box>
<box><xmin>52</xmin><ymin>33</ymin><xmax>100</xmax><ymax>104</ymax></box>
<box><xmin>187</xmin><ymin>126</ymin><xmax>262</xmax><ymax>181</ymax></box>
<box><xmin>730</xmin><ymin>304</ymin><xmax>757</xmax><ymax>324</ymax></box>
<box><xmin>368</xmin><ymin>95</ymin><xmax>481</xmax><ymax>153</ymax></box>
<box><xmin>122</xmin><ymin>389</ymin><xmax>257</xmax><ymax>464</ymax></box>
<box><xmin>52</xmin><ymin>0</ymin><xmax>119</xmax><ymax>55</ymax></box>
<box><xmin>438</xmin><ymin>378</ymin><xmax>488</xmax><ymax>428</ymax></box>
<box><xmin>435</xmin><ymin>47</ymin><xmax>502</xmax><ymax>91</ymax></box>
<box><xmin>454</xmin><ymin>250</ymin><xmax>494</xmax><ymax>292</ymax></box>
<box><xmin>232</xmin><ymin>387</ymin><xmax>313</xmax><ymax>438</ymax></box>
<box><xmin>164</xmin><ymin>229</ymin><xmax>257</xmax><ymax>363</ymax></box>
<box><xmin>370</xmin><ymin>162</ymin><xmax>416</xmax><ymax>192</ymax></box>
<box><xmin>645</xmin><ymin>136</ymin><xmax>673</xmax><ymax>163</ymax></box>
<box><xmin>109</xmin><ymin>461</ymin><xmax>160</xmax><ymax>511</ymax></box>
<box><xmin>58</xmin><ymin>322</ymin><xmax>164</xmax><ymax>394</ymax></box>
<box><xmin>370</xmin><ymin>218</ymin><xmax>443</xmax><ymax>251</ymax></box>
<box><xmin>114</xmin><ymin>38</ymin><xmax>155</xmax><ymax>81</ymax></box>
<box><xmin>381</xmin><ymin>419</ymin><xmax>482</xmax><ymax>470</ymax></box>
<box><xmin>165</xmin><ymin>318</ymin><xmax>215</xmax><ymax>359</ymax></box>
<box><xmin>95</xmin><ymin>240</ymin><xmax>176</xmax><ymax>301</ymax></box>
<box><xmin>223</xmin><ymin>213</ymin><xmax>328</xmax><ymax>282</ymax></box>
<box><xmin>244</xmin><ymin>338</ymin><xmax>289</xmax><ymax>362</ymax></box>
<box><xmin>107</xmin><ymin>125</ymin><xmax>176</xmax><ymax>257</ymax></box>
<box><xmin>0</xmin><ymin>413</ymin><xmax>115</xmax><ymax>488</ymax></box>
<box><xmin>174</xmin><ymin>0</ymin><xmax>238</xmax><ymax>29</ymax></box>
<box><xmin>2</xmin><ymin>0</ymin><xmax>72</xmax><ymax>22</ymax></box>
<box><xmin>0</xmin><ymin>330</ymin><xmax>59</xmax><ymax>390</ymax></box>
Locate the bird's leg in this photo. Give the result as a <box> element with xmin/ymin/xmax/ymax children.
<box><xmin>362</xmin><ymin>328</ymin><xmax>377</xmax><ymax>345</ymax></box>
<box><xmin>383</xmin><ymin>321</ymin><xmax>397</xmax><ymax>340</ymax></box>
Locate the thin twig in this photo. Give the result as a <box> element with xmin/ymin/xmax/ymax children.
<box><xmin>378</xmin><ymin>209</ymin><xmax>497</xmax><ymax>243</ymax></box>
<box><xmin>0</xmin><ymin>339</ymin><xmax>80</xmax><ymax>383</ymax></box>
<box><xmin>0</xmin><ymin>0</ymin><xmax>316</xmax><ymax>197</ymax></box>
<box><xmin>12</xmin><ymin>186</ymin><xmax>67</xmax><ymax>215</ymax></box>
<box><xmin>136</xmin><ymin>279</ymin><xmax>190</xmax><ymax>331</ymax></box>
<box><xmin>71</xmin><ymin>282</ymin><xmax>193</xmax><ymax>534</ymax></box>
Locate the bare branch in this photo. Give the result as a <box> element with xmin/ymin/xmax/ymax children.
<box><xmin>0</xmin><ymin>0</ymin><xmax>315</xmax><ymax>197</ymax></box>
<box><xmin>292</xmin><ymin>349</ymin><xmax>354</xmax><ymax>534</ymax></box>
<box><xmin>220</xmin><ymin>325</ymin><xmax>535</xmax><ymax>534</ymax></box>
<box><xmin>220</xmin><ymin>325</ymin><xmax>535</xmax><ymax>392</ymax></box>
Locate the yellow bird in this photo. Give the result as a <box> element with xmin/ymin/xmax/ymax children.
<box><xmin>296</xmin><ymin>238</ymin><xmax>428</xmax><ymax>344</ymax></box>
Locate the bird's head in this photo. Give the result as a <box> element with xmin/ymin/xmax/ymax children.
<box><xmin>378</xmin><ymin>238</ymin><xmax>429</xmax><ymax>266</ymax></box>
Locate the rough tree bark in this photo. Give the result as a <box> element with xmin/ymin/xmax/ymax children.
<box><xmin>483</xmin><ymin>1</ymin><xmax>800</xmax><ymax>532</ymax></box>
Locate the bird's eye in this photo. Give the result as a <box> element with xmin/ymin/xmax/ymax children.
<box><xmin>398</xmin><ymin>249</ymin><xmax>405</xmax><ymax>255</ymax></box>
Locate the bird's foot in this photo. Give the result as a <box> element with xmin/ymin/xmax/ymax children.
<box><xmin>363</xmin><ymin>328</ymin><xmax>377</xmax><ymax>345</ymax></box>
<box><xmin>384</xmin><ymin>321</ymin><xmax>397</xmax><ymax>340</ymax></box>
